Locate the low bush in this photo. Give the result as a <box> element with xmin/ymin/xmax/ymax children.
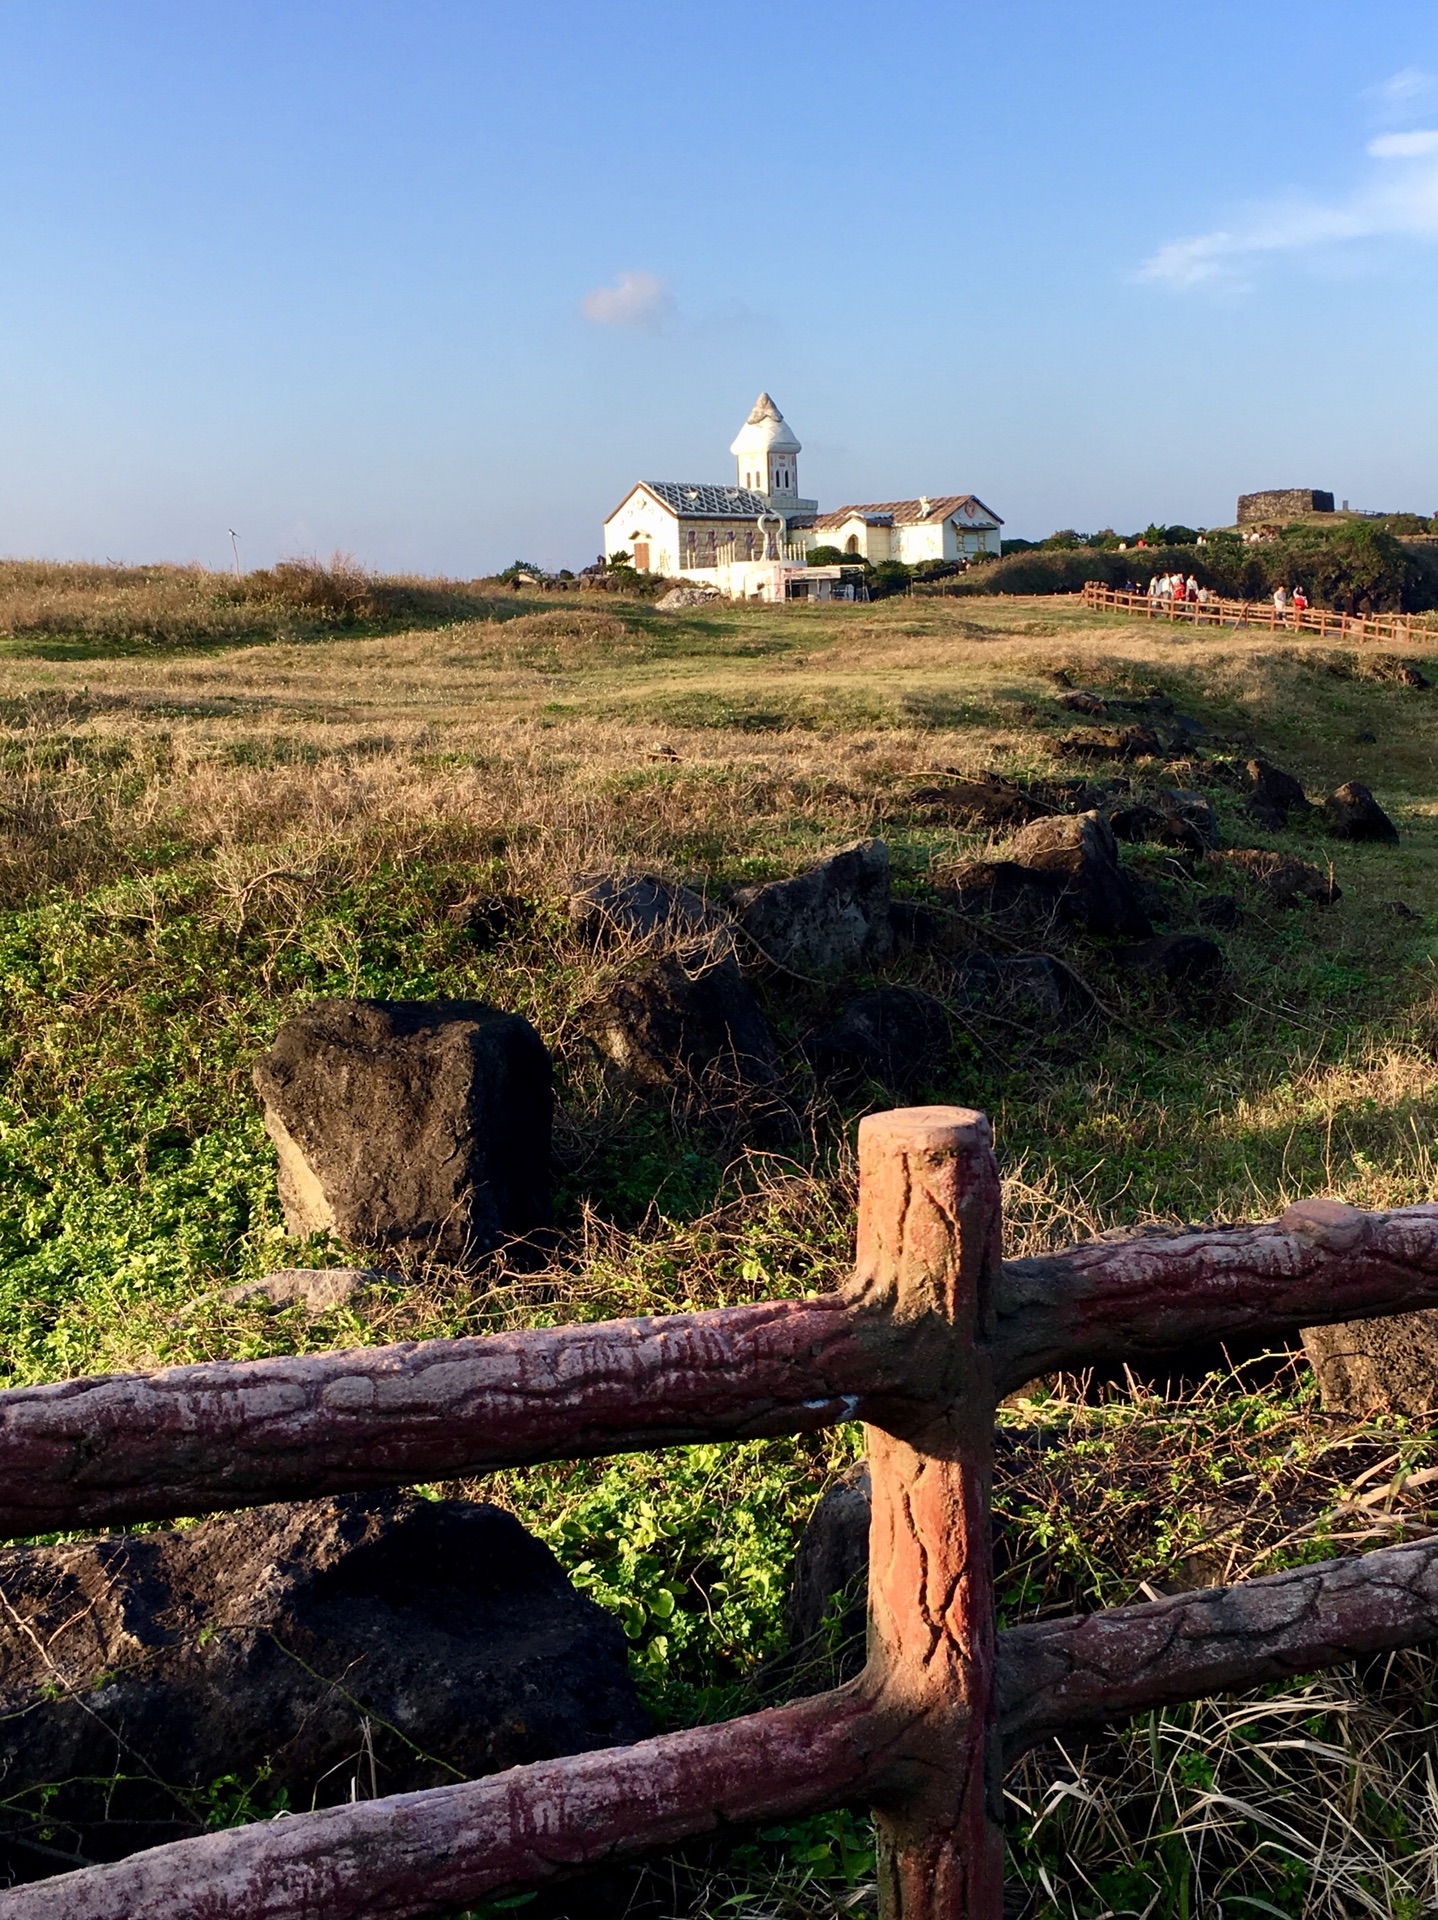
<box><xmin>867</xmin><ymin>560</ymin><xmax>912</xmax><ymax>599</ymax></box>
<box><xmin>935</xmin><ymin>522</ymin><xmax>1438</xmax><ymax>613</ymax></box>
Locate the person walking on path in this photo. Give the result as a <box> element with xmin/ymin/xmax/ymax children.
<box><xmin>1292</xmin><ymin>585</ymin><xmax>1308</xmax><ymax>614</ymax></box>
<box><xmin>1273</xmin><ymin>584</ymin><xmax>1289</xmax><ymax>615</ymax></box>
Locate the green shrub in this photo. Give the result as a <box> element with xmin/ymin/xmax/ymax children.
<box><xmin>867</xmin><ymin>560</ymin><xmax>912</xmax><ymax>599</ymax></box>
<box><xmin>1275</xmin><ymin>520</ymin><xmax>1421</xmax><ymax>613</ymax></box>
<box><xmin>936</xmin><ymin>522</ymin><xmax>1438</xmax><ymax>612</ymax></box>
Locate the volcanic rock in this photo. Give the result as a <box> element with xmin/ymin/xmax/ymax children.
<box><xmin>950</xmin><ymin>951</ymin><xmax>1096</xmax><ymax>1025</ymax></box>
<box><xmin>1243</xmin><ymin>758</ymin><xmax>1310</xmax><ymax>830</ymax></box>
<box><xmin>907</xmin><ymin>773</ymin><xmax>1048</xmax><ymax>828</ymax></box>
<box><xmin>1054</xmin><ymin>689</ymin><xmax>1112</xmax><ymax>717</ymax></box>
<box><xmin>253</xmin><ymin>999</ymin><xmax>553</xmax><ymax>1265</ymax></box>
<box><xmin>1059</xmin><ymin>725</ymin><xmax>1164</xmax><ymax>761</ymax></box>
<box><xmin>1196</xmin><ymin>893</ymin><xmax>1243</xmax><ymax>932</ymax></box>
<box><xmin>1105</xmin><ymin>802</ymin><xmax>1170</xmax><ymax>846</ymax></box>
<box><xmin>889</xmin><ymin>897</ymin><xmax>947</xmax><ymax>951</ymax></box>
<box><xmin>590</xmin><ymin>946</ymin><xmax>780</xmax><ymax>1097</ymax></box>
<box><xmin>1359</xmin><ymin>654</ymin><xmax>1429</xmax><ymax>689</ymax></box>
<box><xmin>1304</xmin><ymin>1312</ymin><xmax>1438</xmax><ymax>1417</ymax></box>
<box><xmin>445</xmin><ymin>894</ymin><xmax>529</xmax><ymax>949</ymax></box>
<box><xmin>1322</xmin><ymin>781</ymin><xmax>1399</xmax><ymax>843</ymax></box>
<box><xmin>1159</xmin><ymin>789</ymin><xmax>1218</xmax><ymax>850</ymax></box>
<box><xmin>786</xmin><ymin>1463</ymin><xmax>871</xmax><ymax>1673</ymax></box>
<box><xmin>566</xmin><ymin>873</ymin><xmax>725</xmax><ymax>949</ymax></box>
<box><xmin>804</xmin><ymin>988</ymin><xmax>949</xmax><ymax>1095</ymax></box>
<box><xmin>221</xmin><ymin>1268</ymin><xmax>386</xmax><ymax>1313</ymax></box>
<box><xmin>939</xmin><ymin>861</ymin><xmax>1068</xmax><ymax>929</ymax></box>
<box><xmin>1108</xmin><ymin>789</ymin><xmax>1216</xmax><ymax>854</ymax></box>
<box><xmin>734</xmin><ymin>840</ymin><xmax>893</xmax><ymax>974</ymax></box>
<box><xmin>1004</xmin><ymin>810</ymin><xmax>1152</xmax><ymax>936</ymax></box>
<box><xmin>1210</xmin><ymin>849</ymin><xmax>1341</xmax><ymax>907</ymax></box>
<box><xmin>1116</xmin><ymin>934</ymin><xmax>1226</xmax><ymax>1009</ymax></box>
<box><xmin>0</xmin><ymin>1493</ymin><xmax>649</xmax><ymax>1879</ymax></box>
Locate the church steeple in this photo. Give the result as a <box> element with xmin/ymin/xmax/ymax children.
<box><xmin>729</xmin><ymin>392</ymin><xmax>803</xmax><ymax>504</ymax></box>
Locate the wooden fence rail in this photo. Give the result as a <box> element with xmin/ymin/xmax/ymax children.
<box><xmin>1081</xmin><ymin>577</ymin><xmax>1438</xmax><ymax>644</ymax></box>
<box><xmin>8</xmin><ymin>1107</ymin><xmax>1438</xmax><ymax>1919</ymax></box>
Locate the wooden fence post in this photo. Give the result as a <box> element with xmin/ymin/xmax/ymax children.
<box><xmin>849</xmin><ymin>1108</ymin><xmax>1003</xmax><ymax>1920</ymax></box>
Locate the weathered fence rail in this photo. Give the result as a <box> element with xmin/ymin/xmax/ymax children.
<box><xmin>7</xmin><ymin>1107</ymin><xmax>1438</xmax><ymax>1919</ymax></box>
<box><xmin>1081</xmin><ymin>577</ymin><xmax>1438</xmax><ymax>644</ymax></box>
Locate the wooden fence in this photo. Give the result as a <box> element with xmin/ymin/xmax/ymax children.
<box><xmin>1081</xmin><ymin>578</ymin><xmax>1438</xmax><ymax>645</ymax></box>
<box><xmin>8</xmin><ymin>1105</ymin><xmax>1438</xmax><ymax>1918</ymax></box>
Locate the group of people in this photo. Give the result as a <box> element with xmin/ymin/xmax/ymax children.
<box><xmin>1144</xmin><ymin>572</ymin><xmax>1211</xmax><ymax>606</ymax></box>
<box><xmin>1137</xmin><ymin>574</ymin><xmax>1312</xmax><ymax>618</ymax></box>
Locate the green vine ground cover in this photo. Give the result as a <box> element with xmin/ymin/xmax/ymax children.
<box><xmin>2</xmin><ymin>565</ymin><xmax>1438</xmax><ymax>1913</ymax></box>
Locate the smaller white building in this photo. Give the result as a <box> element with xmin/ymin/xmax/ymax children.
<box><xmin>808</xmin><ymin>496</ymin><xmax>1003</xmax><ymax>564</ymax></box>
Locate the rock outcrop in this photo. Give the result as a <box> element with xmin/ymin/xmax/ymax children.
<box><xmin>804</xmin><ymin>988</ymin><xmax>949</xmax><ymax>1095</ymax></box>
<box><xmin>589</xmin><ymin>947</ymin><xmax>780</xmax><ymax>1098</ymax></box>
<box><xmin>253</xmin><ymin>998</ymin><xmax>553</xmax><ymax>1265</ymax></box>
<box><xmin>0</xmin><ymin>1493</ymin><xmax>648</xmax><ymax>1879</ymax></box>
<box><xmin>1003</xmin><ymin>810</ymin><xmax>1152</xmax><ymax>936</ymax></box>
<box><xmin>1322</xmin><ymin>781</ymin><xmax>1399</xmax><ymax>843</ymax></box>
<box><xmin>1303</xmin><ymin>1312</ymin><xmax>1438</xmax><ymax>1416</ymax></box>
<box><xmin>734</xmin><ymin>840</ymin><xmax>893</xmax><ymax>974</ymax></box>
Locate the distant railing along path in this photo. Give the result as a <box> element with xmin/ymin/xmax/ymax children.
<box><xmin>1082</xmin><ymin>578</ymin><xmax>1438</xmax><ymax>645</ymax></box>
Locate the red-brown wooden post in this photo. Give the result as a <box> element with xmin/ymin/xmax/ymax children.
<box><xmin>848</xmin><ymin>1108</ymin><xmax>1004</xmax><ymax>1920</ymax></box>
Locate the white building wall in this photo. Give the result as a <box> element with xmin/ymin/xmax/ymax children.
<box><xmin>604</xmin><ymin>490</ymin><xmax>680</xmax><ymax>575</ymax></box>
<box><xmin>895</xmin><ymin>523</ymin><xmax>946</xmax><ymax>564</ymax></box>
<box><xmin>820</xmin><ymin>518</ymin><xmax>893</xmax><ymax>563</ymax></box>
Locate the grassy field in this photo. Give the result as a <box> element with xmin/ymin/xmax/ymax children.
<box><xmin>4</xmin><ymin>562</ymin><xmax>1438</xmax><ymax>1915</ymax></box>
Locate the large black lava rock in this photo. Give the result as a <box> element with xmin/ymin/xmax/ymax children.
<box><xmin>1003</xmin><ymin>810</ymin><xmax>1152</xmax><ymax>937</ymax></box>
<box><xmin>0</xmin><ymin>1493</ymin><xmax>649</xmax><ymax>1881</ymax></box>
<box><xmin>1322</xmin><ymin>781</ymin><xmax>1399</xmax><ymax>843</ymax></box>
<box><xmin>805</xmin><ymin>987</ymin><xmax>949</xmax><ymax>1094</ymax></box>
<box><xmin>253</xmin><ymin>998</ymin><xmax>553</xmax><ymax>1265</ymax></box>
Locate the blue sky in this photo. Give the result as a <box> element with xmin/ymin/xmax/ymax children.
<box><xmin>1</xmin><ymin>0</ymin><xmax>1436</xmax><ymax>573</ymax></box>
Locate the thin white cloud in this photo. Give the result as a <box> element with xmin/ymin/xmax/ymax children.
<box><xmin>1370</xmin><ymin>129</ymin><xmax>1438</xmax><ymax>158</ymax></box>
<box><xmin>1141</xmin><ymin>124</ymin><xmax>1438</xmax><ymax>289</ymax></box>
<box><xmin>1367</xmin><ymin>67</ymin><xmax>1436</xmax><ymax>117</ymax></box>
<box><xmin>578</xmin><ymin>270</ymin><xmax>674</xmax><ymax>330</ymax></box>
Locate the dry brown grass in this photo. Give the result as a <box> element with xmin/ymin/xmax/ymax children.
<box><xmin>0</xmin><ymin>556</ymin><xmax>519</xmax><ymax>651</ymax></box>
<box><xmin>0</xmin><ymin>577</ymin><xmax>1436</xmax><ymax>1912</ymax></box>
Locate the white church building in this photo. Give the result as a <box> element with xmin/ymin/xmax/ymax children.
<box><xmin>602</xmin><ymin>393</ymin><xmax>1003</xmax><ymax>600</ymax></box>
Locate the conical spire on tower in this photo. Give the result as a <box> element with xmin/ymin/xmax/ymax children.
<box><xmin>730</xmin><ymin>392</ymin><xmax>804</xmax><ymax>501</ymax></box>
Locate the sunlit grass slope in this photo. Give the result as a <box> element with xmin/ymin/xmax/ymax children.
<box><xmin>2</xmin><ymin>563</ymin><xmax>1438</xmax><ymax>1914</ymax></box>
